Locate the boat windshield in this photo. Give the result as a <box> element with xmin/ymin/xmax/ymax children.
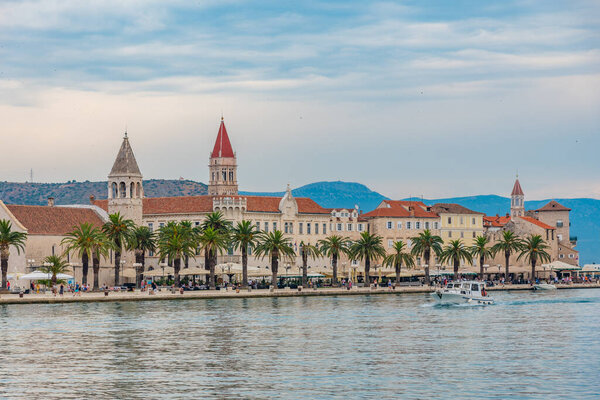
<box><xmin>471</xmin><ymin>284</ymin><xmax>479</xmax><ymax>291</ymax></box>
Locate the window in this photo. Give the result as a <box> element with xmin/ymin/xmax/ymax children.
<box><xmin>569</xmin><ymin>254</ymin><xmax>574</xmax><ymax>259</ymax></box>
<box><xmin>473</xmin><ymin>232</ymin><xmax>476</xmax><ymax>238</ymax></box>
<box><xmin>307</xmin><ymin>223</ymin><xmax>311</xmax><ymax>234</ymax></box>
<box><xmin>388</xmin><ymin>240</ymin><xmax>393</xmax><ymax>248</ymax></box>
<box><xmin>406</xmin><ymin>222</ymin><xmax>412</xmax><ymax>230</ymax></box>
<box><xmin>460</xmin><ymin>232</ymin><xmax>464</xmax><ymax>238</ymax></box>
<box><xmin>148</xmin><ymin>223</ymin><xmax>153</xmax><ymax>232</ymax></box>
<box><xmin>264</xmin><ymin>222</ymin><xmax>269</xmax><ymax>232</ymax></box>
<box><xmin>387</xmin><ymin>221</ymin><xmax>392</xmax><ymax>229</ymax></box>
<box><xmin>195</xmin><ymin>221</ymin><xmax>200</xmax><ymax>226</ymax></box>
<box><xmin>415</xmin><ymin>222</ymin><xmax>421</xmax><ymax>229</ymax></box>
<box><xmin>557</xmin><ymin>220</ymin><xmax>564</xmax><ymax>228</ymax></box>
<box><xmin>315</xmin><ymin>223</ymin><xmax>319</xmax><ymax>234</ymax></box>
<box><xmin>448</xmin><ymin>231</ymin><xmax>452</xmax><ymax>238</ymax></box>
<box><xmin>299</xmin><ymin>223</ymin><xmax>303</xmax><ymax>234</ymax></box>
<box><xmin>425</xmin><ymin>222</ymin><xmax>429</xmax><ymax>229</ymax></box>
<box><xmin>229</xmin><ymin>171</ymin><xmax>234</xmax><ymax>181</ymax></box>
<box><xmin>248</xmin><ymin>245</ymin><xmax>252</xmax><ymax>256</ymax></box>
<box><xmin>273</xmin><ymin>222</ymin><xmax>277</xmax><ymax>231</ymax></box>
<box><xmin>434</xmin><ymin>222</ymin><xmax>439</xmax><ymax>229</ymax></box>
<box><xmin>222</xmin><ymin>169</ymin><xmax>227</xmax><ymax>181</ymax></box>
<box><xmin>256</xmin><ymin>221</ymin><xmax>260</xmax><ymax>231</ymax></box>
<box><xmin>358</xmin><ymin>223</ymin><xmax>364</xmax><ymax>232</ymax></box>
<box><xmin>559</xmin><ymin>254</ymin><xmax>564</xmax><ymax>259</ymax></box>
<box><xmin>289</xmin><ymin>223</ymin><xmax>293</xmax><ymax>234</ymax></box>
<box><xmin>284</xmin><ymin>222</ymin><xmax>289</xmax><ymax>234</ymax></box>
<box><xmin>130</xmin><ymin>182</ymin><xmax>135</xmax><ymax>198</ymax></box>
<box><xmin>347</xmin><ymin>223</ymin><xmax>352</xmax><ymax>231</ymax></box>
<box><xmin>323</xmin><ymin>224</ymin><xmax>326</xmax><ymax>235</ymax></box>
<box><xmin>111</xmin><ymin>182</ymin><xmax>118</xmax><ymax>198</ymax></box>
<box><xmin>120</xmin><ymin>182</ymin><xmax>126</xmax><ymax>198</ymax></box>
<box><xmin>557</xmin><ymin>234</ymin><xmax>563</xmax><ymax>241</ymax></box>
<box><xmin>448</xmin><ymin>217</ymin><xmax>452</xmax><ymax>224</ymax></box>
<box><xmin>460</xmin><ymin>217</ymin><xmax>464</xmax><ymax>225</ymax></box>
<box><xmin>472</xmin><ymin>218</ymin><xmax>476</xmax><ymax>225</ymax></box>
<box><xmin>397</xmin><ymin>222</ymin><xmax>402</xmax><ymax>229</ymax></box>
<box><xmin>159</xmin><ymin>222</ymin><xmax>164</xmax><ymax>228</ymax></box>
<box><xmin>417</xmin><ymin>257</ymin><xmax>421</xmax><ymax>266</ymax></box>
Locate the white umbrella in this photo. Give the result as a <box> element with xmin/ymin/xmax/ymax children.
<box><xmin>20</xmin><ymin>270</ymin><xmax>73</xmax><ymax>280</ymax></box>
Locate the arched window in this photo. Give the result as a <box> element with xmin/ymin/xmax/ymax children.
<box><xmin>120</xmin><ymin>182</ymin><xmax>126</xmax><ymax>198</ymax></box>
<box><xmin>130</xmin><ymin>182</ymin><xmax>135</xmax><ymax>198</ymax></box>
<box><xmin>222</xmin><ymin>169</ymin><xmax>227</xmax><ymax>181</ymax></box>
<box><xmin>136</xmin><ymin>182</ymin><xmax>141</xmax><ymax>197</ymax></box>
<box><xmin>111</xmin><ymin>182</ymin><xmax>118</xmax><ymax>198</ymax></box>
<box><xmin>229</xmin><ymin>170</ymin><xmax>234</xmax><ymax>182</ymax></box>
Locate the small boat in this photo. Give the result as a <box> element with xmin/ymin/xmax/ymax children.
<box><xmin>432</xmin><ymin>281</ymin><xmax>494</xmax><ymax>305</ymax></box>
<box><xmin>533</xmin><ymin>283</ymin><xmax>557</xmax><ymax>290</ymax></box>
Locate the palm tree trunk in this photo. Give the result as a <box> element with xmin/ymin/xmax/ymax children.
<box><xmin>453</xmin><ymin>258</ymin><xmax>459</xmax><ymax>279</ymax></box>
<box><xmin>505</xmin><ymin>250</ymin><xmax>510</xmax><ymax>283</ymax></box>
<box><xmin>364</xmin><ymin>256</ymin><xmax>370</xmax><ymax>285</ymax></box>
<box><xmin>271</xmin><ymin>252</ymin><xmax>278</xmax><ymax>289</ymax></box>
<box><xmin>52</xmin><ymin>273</ymin><xmax>57</xmax><ymax>285</ymax></box>
<box><xmin>395</xmin><ymin>260</ymin><xmax>400</xmax><ymax>283</ymax></box>
<box><xmin>531</xmin><ymin>257</ymin><xmax>537</xmax><ymax>284</ymax></box>
<box><xmin>332</xmin><ymin>254</ymin><xmax>338</xmax><ymax>286</ymax></box>
<box><xmin>424</xmin><ymin>251</ymin><xmax>431</xmax><ymax>286</ymax></box>
<box><xmin>82</xmin><ymin>252</ymin><xmax>89</xmax><ymax>286</ymax></box>
<box><xmin>479</xmin><ymin>255</ymin><xmax>484</xmax><ymax>280</ymax></box>
<box><xmin>92</xmin><ymin>253</ymin><xmax>100</xmax><ymax>291</ymax></box>
<box><xmin>135</xmin><ymin>251</ymin><xmax>143</xmax><ymax>288</ymax></box>
<box><xmin>0</xmin><ymin>254</ymin><xmax>8</xmax><ymax>290</ymax></box>
<box><xmin>302</xmin><ymin>250</ymin><xmax>308</xmax><ymax>288</ymax></box>
<box><xmin>242</xmin><ymin>246</ymin><xmax>248</xmax><ymax>288</ymax></box>
<box><xmin>174</xmin><ymin>257</ymin><xmax>181</xmax><ymax>287</ymax></box>
<box><xmin>114</xmin><ymin>248</ymin><xmax>121</xmax><ymax>286</ymax></box>
<box><xmin>208</xmin><ymin>249</ymin><xmax>216</xmax><ymax>290</ymax></box>
<box><xmin>204</xmin><ymin>251</ymin><xmax>210</xmax><ymax>285</ymax></box>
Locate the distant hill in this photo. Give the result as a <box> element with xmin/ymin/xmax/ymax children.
<box><xmin>1</xmin><ymin>180</ymin><xmax>597</xmax><ymax>263</ymax></box>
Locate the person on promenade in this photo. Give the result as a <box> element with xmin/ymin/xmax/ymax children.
<box><xmin>59</xmin><ymin>284</ymin><xmax>64</xmax><ymax>296</ymax></box>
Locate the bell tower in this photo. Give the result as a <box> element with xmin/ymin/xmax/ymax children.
<box><xmin>107</xmin><ymin>131</ymin><xmax>143</xmax><ymax>225</ymax></box>
<box><xmin>208</xmin><ymin>117</ymin><xmax>238</xmax><ymax>196</ymax></box>
<box><xmin>510</xmin><ymin>176</ymin><xmax>525</xmax><ymax>218</ymax></box>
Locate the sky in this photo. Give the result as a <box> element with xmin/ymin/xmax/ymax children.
<box><xmin>1</xmin><ymin>0</ymin><xmax>599</xmax><ymax>200</ymax></box>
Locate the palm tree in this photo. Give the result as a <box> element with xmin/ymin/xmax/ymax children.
<box><xmin>383</xmin><ymin>240</ymin><xmax>415</xmax><ymax>283</ymax></box>
<box><xmin>61</xmin><ymin>222</ymin><xmax>102</xmax><ymax>286</ymax></box>
<box><xmin>470</xmin><ymin>236</ymin><xmax>494</xmax><ymax>280</ymax></box>
<box><xmin>0</xmin><ymin>219</ymin><xmax>27</xmax><ymax>291</ymax></box>
<box><xmin>42</xmin><ymin>255</ymin><xmax>70</xmax><ymax>285</ymax></box>
<box><xmin>180</xmin><ymin>221</ymin><xmax>193</xmax><ymax>270</ymax></box>
<box><xmin>129</xmin><ymin>226</ymin><xmax>156</xmax><ymax>288</ymax></box>
<box><xmin>440</xmin><ymin>239</ymin><xmax>473</xmax><ymax>279</ymax></box>
<box><xmin>491</xmin><ymin>230</ymin><xmax>523</xmax><ymax>282</ymax></box>
<box><xmin>254</xmin><ymin>230</ymin><xmax>295</xmax><ymax>289</ymax></box>
<box><xmin>201</xmin><ymin>212</ymin><xmax>232</xmax><ymax>286</ymax></box>
<box><xmin>198</xmin><ymin>227</ymin><xmax>229</xmax><ymax>289</ymax></box>
<box><xmin>299</xmin><ymin>242</ymin><xmax>321</xmax><ymax>287</ymax></box>
<box><xmin>91</xmin><ymin>233</ymin><xmax>112</xmax><ymax>291</ymax></box>
<box><xmin>517</xmin><ymin>234</ymin><xmax>551</xmax><ymax>283</ymax></box>
<box><xmin>349</xmin><ymin>232</ymin><xmax>386</xmax><ymax>285</ymax></box>
<box><xmin>230</xmin><ymin>220</ymin><xmax>259</xmax><ymax>288</ymax></box>
<box><xmin>157</xmin><ymin>222</ymin><xmax>196</xmax><ymax>287</ymax></box>
<box><xmin>410</xmin><ymin>229</ymin><xmax>443</xmax><ymax>285</ymax></box>
<box><xmin>102</xmin><ymin>212</ymin><xmax>134</xmax><ymax>286</ymax></box>
<box><xmin>318</xmin><ymin>235</ymin><xmax>351</xmax><ymax>286</ymax></box>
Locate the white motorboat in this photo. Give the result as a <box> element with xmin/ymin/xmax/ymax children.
<box><xmin>533</xmin><ymin>283</ymin><xmax>557</xmax><ymax>290</ymax></box>
<box><xmin>432</xmin><ymin>281</ymin><xmax>494</xmax><ymax>305</ymax></box>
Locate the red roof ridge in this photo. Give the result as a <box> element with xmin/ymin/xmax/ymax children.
<box><xmin>511</xmin><ymin>179</ymin><xmax>524</xmax><ymax>196</ymax></box>
<box><xmin>519</xmin><ymin>216</ymin><xmax>555</xmax><ymax>230</ymax></box>
<box><xmin>211</xmin><ymin>119</ymin><xmax>235</xmax><ymax>158</ymax></box>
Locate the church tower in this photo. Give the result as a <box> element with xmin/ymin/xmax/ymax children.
<box><xmin>510</xmin><ymin>177</ymin><xmax>525</xmax><ymax>218</ymax></box>
<box><xmin>107</xmin><ymin>132</ymin><xmax>143</xmax><ymax>225</ymax></box>
<box><xmin>208</xmin><ymin>117</ymin><xmax>238</xmax><ymax>196</ymax></box>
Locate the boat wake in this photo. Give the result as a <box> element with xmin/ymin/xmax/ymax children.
<box><xmin>500</xmin><ymin>297</ymin><xmax>599</xmax><ymax>307</ymax></box>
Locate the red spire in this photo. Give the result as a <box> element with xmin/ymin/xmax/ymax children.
<box><xmin>211</xmin><ymin>118</ymin><xmax>235</xmax><ymax>158</ymax></box>
<box><xmin>511</xmin><ymin>179</ymin><xmax>524</xmax><ymax>196</ymax></box>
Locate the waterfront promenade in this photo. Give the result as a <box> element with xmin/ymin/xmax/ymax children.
<box><xmin>1</xmin><ymin>283</ymin><xmax>599</xmax><ymax>305</ymax></box>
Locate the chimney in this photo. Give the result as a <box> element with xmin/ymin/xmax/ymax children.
<box><xmin>47</xmin><ymin>197</ymin><xmax>55</xmax><ymax>207</ymax></box>
<box><xmin>89</xmin><ymin>194</ymin><xmax>95</xmax><ymax>204</ymax></box>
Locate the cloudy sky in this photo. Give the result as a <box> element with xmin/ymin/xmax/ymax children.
<box><xmin>1</xmin><ymin>0</ymin><xmax>599</xmax><ymax>199</ymax></box>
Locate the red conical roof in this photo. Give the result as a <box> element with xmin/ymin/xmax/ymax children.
<box><xmin>511</xmin><ymin>179</ymin><xmax>524</xmax><ymax>196</ymax></box>
<box><xmin>211</xmin><ymin>119</ymin><xmax>235</xmax><ymax>158</ymax></box>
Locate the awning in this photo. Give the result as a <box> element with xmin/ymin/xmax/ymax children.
<box><xmin>20</xmin><ymin>270</ymin><xmax>74</xmax><ymax>280</ymax></box>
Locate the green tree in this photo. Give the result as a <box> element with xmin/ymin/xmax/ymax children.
<box><xmin>469</xmin><ymin>235</ymin><xmax>494</xmax><ymax>280</ymax></box>
<box><xmin>42</xmin><ymin>255</ymin><xmax>70</xmax><ymax>285</ymax></box>
<box><xmin>157</xmin><ymin>222</ymin><xmax>196</xmax><ymax>287</ymax></box>
<box><xmin>0</xmin><ymin>219</ymin><xmax>27</xmax><ymax>291</ymax></box>
<box><xmin>102</xmin><ymin>212</ymin><xmax>134</xmax><ymax>286</ymax></box>
<box><xmin>440</xmin><ymin>239</ymin><xmax>473</xmax><ymax>279</ymax></box>
<box><xmin>129</xmin><ymin>225</ymin><xmax>156</xmax><ymax>288</ymax></box>
<box><xmin>318</xmin><ymin>235</ymin><xmax>351</xmax><ymax>286</ymax></box>
<box><xmin>349</xmin><ymin>232</ymin><xmax>386</xmax><ymax>285</ymax></box>
<box><xmin>91</xmin><ymin>232</ymin><xmax>112</xmax><ymax>291</ymax></box>
<box><xmin>491</xmin><ymin>230</ymin><xmax>523</xmax><ymax>282</ymax></box>
<box><xmin>230</xmin><ymin>220</ymin><xmax>259</xmax><ymax>288</ymax></box>
<box><xmin>61</xmin><ymin>222</ymin><xmax>102</xmax><ymax>286</ymax></box>
<box><xmin>410</xmin><ymin>229</ymin><xmax>443</xmax><ymax>286</ymax></box>
<box><xmin>517</xmin><ymin>234</ymin><xmax>551</xmax><ymax>283</ymax></box>
<box><xmin>200</xmin><ymin>212</ymin><xmax>232</xmax><ymax>287</ymax></box>
<box><xmin>198</xmin><ymin>227</ymin><xmax>229</xmax><ymax>289</ymax></box>
<box><xmin>383</xmin><ymin>240</ymin><xmax>415</xmax><ymax>283</ymax></box>
<box><xmin>254</xmin><ymin>230</ymin><xmax>296</xmax><ymax>289</ymax></box>
<box><xmin>299</xmin><ymin>242</ymin><xmax>322</xmax><ymax>287</ymax></box>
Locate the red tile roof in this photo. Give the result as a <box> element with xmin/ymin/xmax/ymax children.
<box><xmin>362</xmin><ymin>200</ymin><xmax>438</xmax><ymax>218</ymax></box>
<box><xmin>483</xmin><ymin>215</ymin><xmax>511</xmax><ymax>227</ymax></box>
<box><xmin>431</xmin><ymin>203</ymin><xmax>484</xmax><ymax>215</ymax></box>
<box><xmin>6</xmin><ymin>205</ymin><xmax>104</xmax><ymax>235</ymax></box>
<box><xmin>511</xmin><ymin>179</ymin><xmax>524</xmax><ymax>196</ymax></box>
<box><xmin>211</xmin><ymin>119</ymin><xmax>235</xmax><ymax>158</ymax></box>
<box><xmin>519</xmin><ymin>216</ymin><xmax>555</xmax><ymax>230</ymax></box>
<box><xmin>535</xmin><ymin>200</ymin><xmax>571</xmax><ymax>212</ymax></box>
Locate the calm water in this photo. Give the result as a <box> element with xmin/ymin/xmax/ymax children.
<box><xmin>1</xmin><ymin>289</ymin><xmax>599</xmax><ymax>399</ymax></box>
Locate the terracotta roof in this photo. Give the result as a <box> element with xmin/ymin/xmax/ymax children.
<box><xmin>362</xmin><ymin>200</ymin><xmax>438</xmax><ymax>218</ymax></box>
<box><xmin>535</xmin><ymin>200</ymin><xmax>571</xmax><ymax>212</ymax></box>
<box><xmin>431</xmin><ymin>203</ymin><xmax>484</xmax><ymax>215</ymax></box>
<box><xmin>6</xmin><ymin>205</ymin><xmax>104</xmax><ymax>235</ymax></box>
<box><xmin>483</xmin><ymin>215</ymin><xmax>511</xmax><ymax>227</ymax></box>
<box><xmin>511</xmin><ymin>179</ymin><xmax>524</xmax><ymax>196</ymax></box>
<box><xmin>93</xmin><ymin>195</ymin><xmax>330</xmax><ymax>215</ymax></box>
<box><xmin>519</xmin><ymin>216</ymin><xmax>555</xmax><ymax>230</ymax></box>
<box><xmin>109</xmin><ymin>135</ymin><xmax>142</xmax><ymax>177</ymax></box>
<box><xmin>211</xmin><ymin>119</ymin><xmax>235</xmax><ymax>158</ymax></box>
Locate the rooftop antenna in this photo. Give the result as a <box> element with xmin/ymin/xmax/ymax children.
<box><xmin>124</xmin><ymin>124</ymin><xmax>128</xmax><ymax>138</ymax></box>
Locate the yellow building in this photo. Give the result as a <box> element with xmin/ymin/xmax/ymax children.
<box><xmin>430</xmin><ymin>203</ymin><xmax>484</xmax><ymax>246</ymax></box>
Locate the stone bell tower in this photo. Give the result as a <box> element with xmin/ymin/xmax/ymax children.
<box><xmin>208</xmin><ymin>117</ymin><xmax>238</xmax><ymax>196</ymax></box>
<box><xmin>107</xmin><ymin>132</ymin><xmax>143</xmax><ymax>225</ymax></box>
<box><xmin>510</xmin><ymin>177</ymin><xmax>525</xmax><ymax>218</ymax></box>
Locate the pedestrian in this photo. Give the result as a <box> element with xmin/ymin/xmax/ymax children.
<box><xmin>59</xmin><ymin>284</ymin><xmax>64</xmax><ymax>296</ymax></box>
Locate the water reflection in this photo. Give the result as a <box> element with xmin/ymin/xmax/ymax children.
<box><xmin>0</xmin><ymin>290</ymin><xmax>599</xmax><ymax>399</ymax></box>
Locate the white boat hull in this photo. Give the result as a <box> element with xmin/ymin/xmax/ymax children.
<box><xmin>533</xmin><ymin>284</ymin><xmax>557</xmax><ymax>290</ymax></box>
<box><xmin>431</xmin><ymin>291</ymin><xmax>494</xmax><ymax>305</ymax></box>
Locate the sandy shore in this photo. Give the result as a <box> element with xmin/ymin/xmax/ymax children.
<box><xmin>1</xmin><ymin>283</ymin><xmax>599</xmax><ymax>305</ymax></box>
